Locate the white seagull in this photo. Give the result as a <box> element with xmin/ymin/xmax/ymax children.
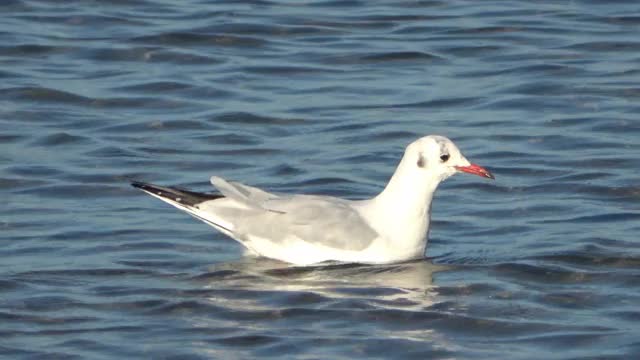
<box><xmin>132</xmin><ymin>135</ymin><xmax>494</xmax><ymax>265</ymax></box>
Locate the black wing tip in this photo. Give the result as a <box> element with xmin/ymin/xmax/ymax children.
<box><xmin>131</xmin><ymin>180</ymin><xmax>164</xmax><ymax>195</ymax></box>
<box><xmin>130</xmin><ymin>180</ymin><xmax>224</xmax><ymax>206</ymax></box>
<box><xmin>131</xmin><ymin>180</ymin><xmax>149</xmax><ymax>190</ymax></box>
<box><xmin>130</xmin><ymin>180</ymin><xmax>171</xmax><ymax>198</ymax></box>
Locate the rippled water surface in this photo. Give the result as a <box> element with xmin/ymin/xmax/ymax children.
<box><xmin>3</xmin><ymin>0</ymin><xmax>640</xmax><ymax>358</ymax></box>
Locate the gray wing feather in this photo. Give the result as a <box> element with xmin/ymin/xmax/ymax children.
<box><xmin>210</xmin><ymin>176</ymin><xmax>277</xmax><ymax>208</ymax></box>
<box><xmin>277</xmin><ymin>197</ymin><xmax>378</xmax><ymax>251</ymax></box>
<box><xmin>208</xmin><ymin>192</ymin><xmax>379</xmax><ymax>251</ymax></box>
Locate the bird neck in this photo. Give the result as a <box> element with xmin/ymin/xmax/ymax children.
<box><xmin>374</xmin><ymin>157</ymin><xmax>440</xmax><ymax>222</ymax></box>
<box><xmin>362</xmin><ymin>158</ymin><xmax>440</xmax><ymax>259</ymax></box>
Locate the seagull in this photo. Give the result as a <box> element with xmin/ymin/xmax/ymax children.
<box><xmin>132</xmin><ymin>135</ymin><xmax>494</xmax><ymax>265</ymax></box>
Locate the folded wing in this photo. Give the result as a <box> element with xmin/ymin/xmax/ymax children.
<box><xmin>210</xmin><ymin>176</ymin><xmax>277</xmax><ymax>208</ymax></box>
<box><xmin>206</xmin><ymin>177</ymin><xmax>379</xmax><ymax>251</ymax></box>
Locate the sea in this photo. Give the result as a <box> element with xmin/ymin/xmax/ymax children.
<box><xmin>2</xmin><ymin>0</ymin><xmax>640</xmax><ymax>358</ymax></box>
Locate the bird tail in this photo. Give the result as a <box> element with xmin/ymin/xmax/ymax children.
<box><xmin>131</xmin><ymin>181</ymin><xmax>224</xmax><ymax>206</ymax></box>
<box><xmin>131</xmin><ymin>181</ymin><xmax>233</xmax><ymax>234</ymax></box>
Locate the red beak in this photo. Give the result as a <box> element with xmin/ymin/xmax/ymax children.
<box><xmin>455</xmin><ymin>163</ymin><xmax>495</xmax><ymax>179</ymax></box>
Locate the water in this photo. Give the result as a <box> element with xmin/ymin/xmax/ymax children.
<box><xmin>2</xmin><ymin>0</ymin><xmax>640</xmax><ymax>358</ymax></box>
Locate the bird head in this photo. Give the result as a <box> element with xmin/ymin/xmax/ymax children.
<box><xmin>408</xmin><ymin>135</ymin><xmax>494</xmax><ymax>182</ymax></box>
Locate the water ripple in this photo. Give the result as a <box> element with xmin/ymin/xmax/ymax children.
<box><xmin>2</xmin><ymin>0</ymin><xmax>640</xmax><ymax>358</ymax></box>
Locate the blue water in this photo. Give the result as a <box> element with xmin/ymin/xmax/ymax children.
<box><xmin>2</xmin><ymin>0</ymin><xmax>640</xmax><ymax>358</ymax></box>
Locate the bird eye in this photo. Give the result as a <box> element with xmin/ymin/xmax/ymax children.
<box><xmin>440</xmin><ymin>154</ymin><xmax>450</xmax><ymax>162</ymax></box>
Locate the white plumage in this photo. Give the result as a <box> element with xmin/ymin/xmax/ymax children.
<box><xmin>132</xmin><ymin>135</ymin><xmax>493</xmax><ymax>265</ymax></box>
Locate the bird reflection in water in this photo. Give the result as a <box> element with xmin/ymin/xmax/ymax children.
<box><xmin>195</xmin><ymin>258</ymin><xmax>451</xmax><ymax>311</ymax></box>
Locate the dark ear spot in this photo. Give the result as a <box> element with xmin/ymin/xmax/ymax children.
<box><xmin>417</xmin><ymin>153</ymin><xmax>427</xmax><ymax>168</ymax></box>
